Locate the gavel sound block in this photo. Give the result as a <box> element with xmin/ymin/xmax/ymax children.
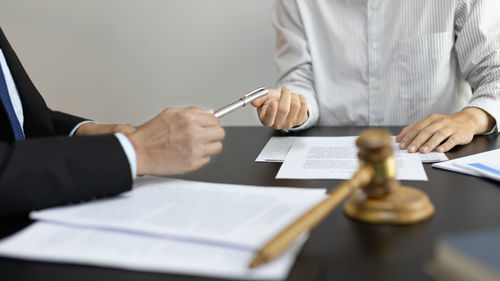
<box><xmin>249</xmin><ymin>129</ymin><xmax>435</xmax><ymax>268</ymax></box>
<box><xmin>343</xmin><ymin>129</ymin><xmax>435</xmax><ymax>224</ymax></box>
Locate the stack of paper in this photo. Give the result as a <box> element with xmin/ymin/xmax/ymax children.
<box><xmin>432</xmin><ymin>149</ymin><xmax>500</xmax><ymax>182</ymax></box>
<box><xmin>256</xmin><ymin>137</ymin><xmax>448</xmax><ymax>163</ymax></box>
<box><xmin>258</xmin><ymin>137</ymin><xmax>430</xmax><ymax>181</ymax></box>
<box><xmin>0</xmin><ymin>178</ymin><xmax>327</xmax><ymax>280</ymax></box>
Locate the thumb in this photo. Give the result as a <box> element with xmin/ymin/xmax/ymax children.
<box><xmin>251</xmin><ymin>95</ymin><xmax>269</xmax><ymax>107</ymax></box>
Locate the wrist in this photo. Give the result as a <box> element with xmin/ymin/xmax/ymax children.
<box><xmin>74</xmin><ymin>122</ymin><xmax>98</xmax><ymax>136</ymax></box>
<box><xmin>462</xmin><ymin>107</ymin><xmax>495</xmax><ymax>135</ymax></box>
<box><xmin>126</xmin><ymin>131</ymin><xmax>147</xmax><ymax>176</ymax></box>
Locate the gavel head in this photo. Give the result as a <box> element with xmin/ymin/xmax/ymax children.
<box><xmin>356</xmin><ymin>129</ymin><xmax>399</xmax><ymax>198</ymax></box>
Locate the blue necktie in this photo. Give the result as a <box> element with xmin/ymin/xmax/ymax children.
<box><xmin>0</xmin><ymin>63</ymin><xmax>25</xmax><ymax>141</ymax></box>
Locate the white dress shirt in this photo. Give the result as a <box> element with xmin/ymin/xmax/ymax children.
<box><xmin>273</xmin><ymin>0</ymin><xmax>500</xmax><ymax>131</ymax></box>
<box><xmin>0</xmin><ymin>48</ymin><xmax>136</xmax><ymax>179</ymax></box>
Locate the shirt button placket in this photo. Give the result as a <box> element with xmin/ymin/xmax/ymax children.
<box><xmin>368</xmin><ymin>1</ymin><xmax>381</xmax><ymax>125</ymax></box>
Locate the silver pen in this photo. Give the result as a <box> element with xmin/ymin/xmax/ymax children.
<box><xmin>214</xmin><ymin>87</ymin><xmax>268</xmax><ymax>118</ymax></box>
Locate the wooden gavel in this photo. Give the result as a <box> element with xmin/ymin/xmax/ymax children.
<box><xmin>249</xmin><ymin>129</ymin><xmax>435</xmax><ymax>268</ymax></box>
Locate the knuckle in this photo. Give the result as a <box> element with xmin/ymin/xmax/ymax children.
<box><xmin>264</xmin><ymin>119</ymin><xmax>274</xmax><ymax>127</ymax></box>
<box><xmin>435</xmin><ymin>129</ymin><xmax>450</xmax><ymax>138</ymax></box>
<box><xmin>299</xmin><ymin>95</ymin><xmax>307</xmax><ymax>105</ymax></box>
<box><xmin>182</xmin><ymin>113</ymin><xmax>195</xmax><ymax>123</ymax></box>
<box><xmin>422</xmin><ymin>128</ymin><xmax>435</xmax><ymax>136</ymax></box>
<box><xmin>459</xmin><ymin>134</ymin><xmax>473</xmax><ymax>144</ymax></box>
<box><xmin>277</xmin><ymin>105</ymin><xmax>288</xmax><ymax>115</ymax></box>
<box><xmin>447</xmin><ymin>135</ymin><xmax>458</xmax><ymax>145</ymax></box>
<box><xmin>290</xmin><ymin>99</ymin><xmax>300</xmax><ymax>111</ymax></box>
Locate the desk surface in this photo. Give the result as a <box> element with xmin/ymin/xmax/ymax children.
<box><xmin>1</xmin><ymin>127</ymin><xmax>499</xmax><ymax>281</ymax></box>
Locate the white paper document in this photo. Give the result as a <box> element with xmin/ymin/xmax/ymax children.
<box><xmin>256</xmin><ymin>137</ymin><xmax>296</xmax><ymax>162</ymax></box>
<box><xmin>432</xmin><ymin>148</ymin><xmax>500</xmax><ymax>182</ymax></box>
<box><xmin>0</xmin><ymin>222</ymin><xmax>307</xmax><ymax>280</ymax></box>
<box><xmin>276</xmin><ymin>137</ymin><xmax>428</xmax><ymax>181</ymax></box>
<box><xmin>32</xmin><ymin>178</ymin><xmax>326</xmax><ymax>250</ymax></box>
<box><xmin>256</xmin><ymin>137</ymin><xmax>448</xmax><ymax>163</ymax></box>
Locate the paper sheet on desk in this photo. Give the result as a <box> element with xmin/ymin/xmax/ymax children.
<box><xmin>275</xmin><ymin>137</ymin><xmax>428</xmax><ymax>181</ymax></box>
<box><xmin>0</xmin><ymin>222</ymin><xmax>307</xmax><ymax>280</ymax></box>
<box><xmin>432</xmin><ymin>148</ymin><xmax>500</xmax><ymax>182</ymax></box>
<box><xmin>31</xmin><ymin>178</ymin><xmax>326</xmax><ymax>250</ymax></box>
<box><xmin>256</xmin><ymin>137</ymin><xmax>448</xmax><ymax>163</ymax></box>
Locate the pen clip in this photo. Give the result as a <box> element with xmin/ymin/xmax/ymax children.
<box><xmin>242</xmin><ymin>87</ymin><xmax>267</xmax><ymax>106</ymax></box>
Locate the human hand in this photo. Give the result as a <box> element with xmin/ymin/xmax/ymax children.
<box><xmin>127</xmin><ymin>107</ymin><xmax>225</xmax><ymax>176</ymax></box>
<box><xmin>396</xmin><ymin>107</ymin><xmax>495</xmax><ymax>153</ymax></box>
<box><xmin>251</xmin><ymin>86</ymin><xmax>308</xmax><ymax>130</ymax></box>
<box><xmin>75</xmin><ymin>122</ymin><xmax>136</xmax><ymax>136</ymax></box>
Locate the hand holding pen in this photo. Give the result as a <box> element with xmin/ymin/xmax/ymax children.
<box><xmin>250</xmin><ymin>86</ymin><xmax>308</xmax><ymax>130</ymax></box>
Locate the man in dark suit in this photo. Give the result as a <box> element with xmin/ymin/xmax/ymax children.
<box><xmin>0</xmin><ymin>27</ymin><xmax>225</xmax><ymax>218</ymax></box>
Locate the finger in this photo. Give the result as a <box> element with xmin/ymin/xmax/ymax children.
<box><xmin>203</xmin><ymin>141</ymin><xmax>223</xmax><ymax>156</ymax></box>
<box><xmin>251</xmin><ymin>94</ymin><xmax>271</xmax><ymax>107</ymax></box>
<box><xmin>199</xmin><ymin>126</ymin><xmax>226</xmax><ymax>143</ymax></box>
<box><xmin>284</xmin><ymin>94</ymin><xmax>301</xmax><ymax>128</ymax></box>
<box><xmin>258</xmin><ymin>101</ymin><xmax>269</xmax><ymax>121</ymax></box>
<box><xmin>190</xmin><ymin>156</ymin><xmax>211</xmax><ymax>171</ymax></box>
<box><xmin>251</xmin><ymin>95</ymin><xmax>270</xmax><ymax>107</ymax></box>
<box><xmin>297</xmin><ymin>94</ymin><xmax>308</xmax><ymax>126</ymax></box>
<box><xmin>396</xmin><ymin>125</ymin><xmax>411</xmax><ymax>144</ymax></box>
<box><xmin>419</xmin><ymin>128</ymin><xmax>453</xmax><ymax>153</ymax></box>
<box><xmin>195</xmin><ymin>112</ymin><xmax>221</xmax><ymax>127</ymax></box>
<box><xmin>261</xmin><ymin>100</ymin><xmax>278</xmax><ymax>127</ymax></box>
<box><xmin>407</xmin><ymin>123</ymin><xmax>444</xmax><ymax>153</ymax></box>
<box><xmin>437</xmin><ymin>135</ymin><xmax>460</xmax><ymax>153</ymax></box>
<box><xmin>273</xmin><ymin>87</ymin><xmax>292</xmax><ymax>129</ymax></box>
<box><xmin>399</xmin><ymin>117</ymin><xmax>437</xmax><ymax>151</ymax></box>
<box><xmin>251</xmin><ymin>89</ymin><xmax>280</xmax><ymax>107</ymax></box>
<box><xmin>437</xmin><ymin>134</ymin><xmax>472</xmax><ymax>153</ymax></box>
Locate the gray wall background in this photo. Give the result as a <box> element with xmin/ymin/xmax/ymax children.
<box><xmin>0</xmin><ymin>0</ymin><xmax>277</xmax><ymax>126</ymax></box>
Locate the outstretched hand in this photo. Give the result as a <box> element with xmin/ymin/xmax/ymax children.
<box><xmin>396</xmin><ymin>107</ymin><xmax>495</xmax><ymax>153</ymax></box>
<box><xmin>127</xmin><ymin>107</ymin><xmax>225</xmax><ymax>176</ymax></box>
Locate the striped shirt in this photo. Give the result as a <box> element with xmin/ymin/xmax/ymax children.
<box><xmin>272</xmin><ymin>0</ymin><xmax>500</xmax><ymax>131</ymax></box>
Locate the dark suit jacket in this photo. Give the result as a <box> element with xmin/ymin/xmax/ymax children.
<box><xmin>0</xmin><ymin>28</ymin><xmax>132</xmax><ymax>219</ymax></box>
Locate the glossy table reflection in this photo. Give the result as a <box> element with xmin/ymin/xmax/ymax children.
<box><xmin>1</xmin><ymin>127</ymin><xmax>499</xmax><ymax>281</ymax></box>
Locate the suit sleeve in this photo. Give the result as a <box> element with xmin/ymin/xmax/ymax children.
<box><xmin>0</xmin><ymin>134</ymin><xmax>132</xmax><ymax>219</ymax></box>
<box><xmin>49</xmin><ymin>110</ymin><xmax>89</xmax><ymax>136</ymax></box>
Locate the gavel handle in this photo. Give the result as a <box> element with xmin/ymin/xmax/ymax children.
<box><xmin>249</xmin><ymin>166</ymin><xmax>375</xmax><ymax>268</ymax></box>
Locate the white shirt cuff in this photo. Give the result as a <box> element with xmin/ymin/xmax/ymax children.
<box><xmin>114</xmin><ymin>133</ymin><xmax>137</xmax><ymax>180</ymax></box>
<box><xmin>69</xmin><ymin>121</ymin><xmax>97</xmax><ymax>136</ymax></box>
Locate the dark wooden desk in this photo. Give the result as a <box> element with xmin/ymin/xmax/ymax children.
<box><xmin>1</xmin><ymin>127</ymin><xmax>499</xmax><ymax>281</ymax></box>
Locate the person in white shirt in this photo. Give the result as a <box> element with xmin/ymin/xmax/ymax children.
<box><xmin>252</xmin><ymin>0</ymin><xmax>499</xmax><ymax>154</ymax></box>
